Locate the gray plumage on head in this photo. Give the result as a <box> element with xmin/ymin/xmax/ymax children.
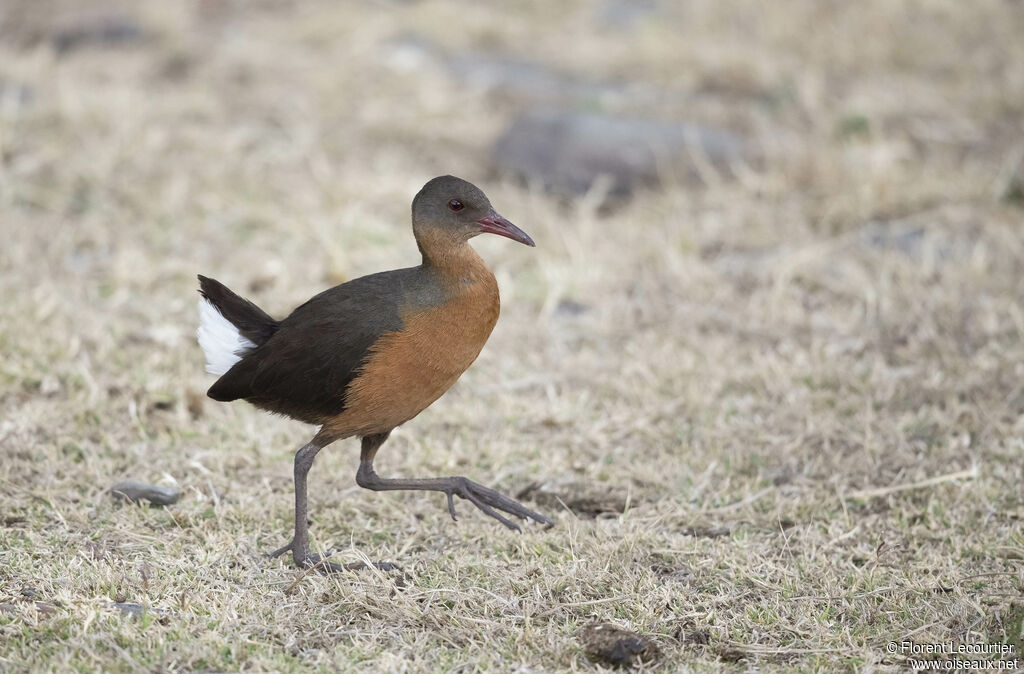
<box><xmin>412</xmin><ymin>175</ymin><xmax>493</xmax><ymax>236</ymax></box>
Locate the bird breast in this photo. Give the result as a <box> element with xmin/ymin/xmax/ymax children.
<box><xmin>323</xmin><ymin>273</ymin><xmax>500</xmax><ymax>438</ymax></box>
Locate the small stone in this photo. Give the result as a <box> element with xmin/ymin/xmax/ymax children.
<box><xmin>111</xmin><ymin>481</ymin><xmax>180</xmax><ymax>506</ymax></box>
<box><xmin>52</xmin><ymin>14</ymin><xmax>146</xmax><ymax>54</ymax></box>
<box><xmin>682</xmin><ymin>524</ymin><xmax>731</xmax><ymax>538</ymax></box>
<box><xmin>109</xmin><ymin>602</ymin><xmax>169</xmax><ymax>622</ymax></box>
<box><xmin>581</xmin><ymin>622</ymin><xmax>662</xmax><ymax>667</ymax></box>
<box><xmin>555</xmin><ymin>299</ymin><xmax>590</xmax><ymax>316</ymax></box>
<box><xmin>110</xmin><ymin>602</ymin><xmax>145</xmax><ymax>619</ymax></box>
<box><xmin>493</xmin><ymin>109</ymin><xmax>749</xmax><ymax>198</ymax></box>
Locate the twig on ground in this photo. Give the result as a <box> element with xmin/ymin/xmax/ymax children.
<box><xmin>847</xmin><ymin>465</ymin><xmax>979</xmax><ymax>500</ymax></box>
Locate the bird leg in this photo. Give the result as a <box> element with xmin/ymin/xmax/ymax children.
<box><xmin>355</xmin><ymin>432</ymin><xmax>553</xmax><ymax>531</ymax></box>
<box><xmin>268</xmin><ymin>441</ymin><xmax>320</xmax><ymax>563</ymax></box>
<box><xmin>269</xmin><ymin>438</ymin><xmax>399</xmax><ymax>573</ymax></box>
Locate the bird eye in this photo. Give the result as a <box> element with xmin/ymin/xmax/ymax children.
<box><xmin>448</xmin><ymin>199</ymin><xmax>464</xmax><ymax>212</ymax></box>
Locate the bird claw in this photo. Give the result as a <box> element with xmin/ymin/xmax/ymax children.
<box><xmin>446</xmin><ymin>491</ymin><xmax>458</xmax><ymax>521</ymax></box>
<box><xmin>447</xmin><ymin>477</ymin><xmax>553</xmax><ymax>531</ymax></box>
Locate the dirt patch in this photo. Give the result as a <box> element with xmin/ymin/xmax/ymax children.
<box><xmin>580</xmin><ymin>622</ymin><xmax>662</xmax><ymax>668</ymax></box>
<box><xmin>517</xmin><ymin>482</ymin><xmax>630</xmax><ymax>518</ymax></box>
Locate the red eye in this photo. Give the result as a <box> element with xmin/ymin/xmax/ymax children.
<box><xmin>448</xmin><ymin>199</ymin><xmax>464</xmax><ymax>212</ymax></box>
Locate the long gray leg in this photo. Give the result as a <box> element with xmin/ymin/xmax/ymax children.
<box><xmin>355</xmin><ymin>432</ymin><xmax>553</xmax><ymax>531</ymax></box>
<box><xmin>269</xmin><ymin>441</ymin><xmax>321</xmax><ymax>564</ymax></box>
<box><xmin>269</xmin><ymin>437</ymin><xmax>399</xmax><ymax>573</ymax></box>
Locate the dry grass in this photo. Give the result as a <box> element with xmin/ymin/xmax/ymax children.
<box><xmin>2</xmin><ymin>1</ymin><xmax>1024</xmax><ymax>671</ymax></box>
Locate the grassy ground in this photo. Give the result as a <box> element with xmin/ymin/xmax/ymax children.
<box><xmin>2</xmin><ymin>1</ymin><xmax>1023</xmax><ymax>671</ymax></box>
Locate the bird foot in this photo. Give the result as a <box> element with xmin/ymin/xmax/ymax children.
<box><xmin>269</xmin><ymin>539</ymin><xmax>400</xmax><ymax>573</ymax></box>
<box><xmin>445</xmin><ymin>476</ymin><xmax>554</xmax><ymax>531</ymax></box>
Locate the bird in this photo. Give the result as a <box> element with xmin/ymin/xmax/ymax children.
<box><xmin>196</xmin><ymin>175</ymin><xmax>553</xmax><ymax>572</ymax></box>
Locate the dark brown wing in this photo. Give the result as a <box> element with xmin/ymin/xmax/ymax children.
<box><xmin>206</xmin><ymin>266</ymin><xmax>443</xmax><ymax>424</ymax></box>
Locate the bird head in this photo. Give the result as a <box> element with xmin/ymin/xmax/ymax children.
<box><xmin>412</xmin><ymin>175</ymin><xmax>534</xmax><ymax>248</ymax></box>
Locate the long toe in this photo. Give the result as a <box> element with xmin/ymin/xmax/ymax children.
<box><xmin>461</xmin><ymin>488</ymin><xmax>521</xmax><ymax>531</ymax></box>
<box><xmin>340</xmin><ymin>560</ymin><xmax>403</xmax><ymax>572</ymax></box>
<box><xmin>300</xmin><ymin>553</ymin><xmax>401</xmax><ymax>574</ymax></box>
<box><xmin>463</xmin><ymin>480</ymin><xmax>554</xmax><ymax>527</ymax></box>
<box><xmin>268</xmin><ymin>539</ymin><xmax>294</xmax><ymax>558</ymax></box>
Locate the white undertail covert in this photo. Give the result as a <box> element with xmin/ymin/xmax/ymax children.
<box><xmin>197</xmin><ymin>298</ymin><xmax>256</xmax><ymax>375</ymax></box>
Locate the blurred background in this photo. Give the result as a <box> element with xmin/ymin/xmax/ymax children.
<box><xmin>1</xmin><ymin>0</ymin><xmax>1023</xmax><ymax>670</ymax></box>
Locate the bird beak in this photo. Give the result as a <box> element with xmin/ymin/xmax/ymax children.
<box><xmin>477</xmin><ymin>210</ymin><xmax>535</xmax><ymax>247</ymax></box>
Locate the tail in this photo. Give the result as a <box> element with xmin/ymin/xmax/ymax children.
<box><xmin>196</xmin><ymin>275</ymin><xmax>279</xmax><ymax>376</ymax></box>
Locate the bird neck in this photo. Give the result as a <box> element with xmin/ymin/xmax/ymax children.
<box><xmin>417</xmin><ymin>234</ymin><xmax>491</xmax><ymax>281</ymax></box>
